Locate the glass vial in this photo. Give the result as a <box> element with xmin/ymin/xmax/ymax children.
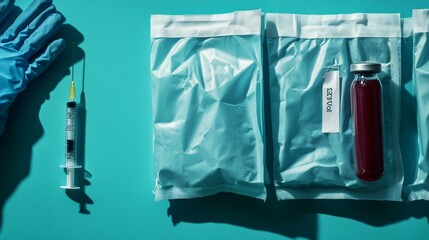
<box><xmin>350</xmin><ymin>62</ymin><xmax>384</xmax><ymax>181</ymax></box>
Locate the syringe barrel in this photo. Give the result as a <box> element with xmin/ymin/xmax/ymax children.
<box><xmin>66</xmin><ymin>101</ymin><xmax>77</xmax><ymax>166</ymax></box>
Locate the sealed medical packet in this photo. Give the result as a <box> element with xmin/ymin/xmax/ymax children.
<box><xmin>406</xmin><ymin>9</ymin><xmax>429</xmax><ymax>201</ymax></box>
<box><xmin>150</xmin><ymin>10</ymin><xmax>267</xmax><ymax>200</ymax></box>
<box><xmin>266</xmin><ymin>13</ymin><xmax>403</xmax><ymax>201</ymax></box>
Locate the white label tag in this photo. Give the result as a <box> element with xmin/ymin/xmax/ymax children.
<box><xmin>322</xmin><ymin>70</ymin><xmax>340</xmax><ymax>133</ymax></box>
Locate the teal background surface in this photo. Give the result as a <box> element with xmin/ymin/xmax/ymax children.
<box><xmin>0</xmin><ymin>0</ymin><xmax>428</xmax><ymax>239</ymax></box>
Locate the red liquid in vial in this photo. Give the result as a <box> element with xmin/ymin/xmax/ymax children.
<box><xmin>351</xmin><ymin>78</ymin><xmax>384</xmax><ymax>181</ymax></box>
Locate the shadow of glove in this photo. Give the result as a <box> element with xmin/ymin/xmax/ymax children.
<box><xmin>0</xmin><ymin>0</ymin><xmax>65</xmax><ymax>135</ymax></box>
<box><xmin>0</xmin><ymin>0</ymin><xmax>15</xmax><ymax>24</ymax></box>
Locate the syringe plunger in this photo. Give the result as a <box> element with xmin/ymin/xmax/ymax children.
<box><xmin>60</xmin><ymin>168</ymin><xmax>80</xmax><ymax>189</ymax></box>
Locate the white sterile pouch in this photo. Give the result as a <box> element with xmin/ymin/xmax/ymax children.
<box><xmin>266</xmin><ymin>13</ymin><xmax>403</xmax><ymax>200</ymax></box>
<box><xmin>150</xmin><ymin>10</ymin><xmax>267</xmax><ymax>200</ymax></box>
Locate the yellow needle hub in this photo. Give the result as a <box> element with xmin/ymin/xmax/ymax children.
<box><xmin>69</xmin><ymin>80</ymin><xmax>76</xmax><ymax>101</ymax></box>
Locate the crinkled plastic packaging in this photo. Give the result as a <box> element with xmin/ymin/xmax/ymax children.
<box><xmin>407</xmin><ymin>9</ymin><xmax>429</xmax><ymax>201</ymax></box>
<box><xmin>150</xmin><ymin>10</ymin><xmax>266</xmax><ymax>200</ymax></box>
<box><xmin>266</xmin><ymin>13</ymin><xmax>403</xmax><ymax>200</ymax></box>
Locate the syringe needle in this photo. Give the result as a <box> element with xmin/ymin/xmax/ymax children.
<box><xmin>71</xmin><ymin>41</ymin><xmax>75</xmax><ymax>81</ymax></box>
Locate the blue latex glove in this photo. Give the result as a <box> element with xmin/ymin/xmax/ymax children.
<box><xmin>0</xmin><ymin>0</ymin><xmax>65</xmax><ymax>135</ymax></box>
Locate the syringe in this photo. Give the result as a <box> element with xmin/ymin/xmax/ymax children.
<box><xmin>60</xmin><ymin>44</ymin><xmax>81</xmax><ymax>189</ymax></box>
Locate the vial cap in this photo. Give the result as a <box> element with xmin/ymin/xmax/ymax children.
<box><xmin>350</xmin><ymin>62</ymin><xmax>381</xmax><ymax>73</ymax></box>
